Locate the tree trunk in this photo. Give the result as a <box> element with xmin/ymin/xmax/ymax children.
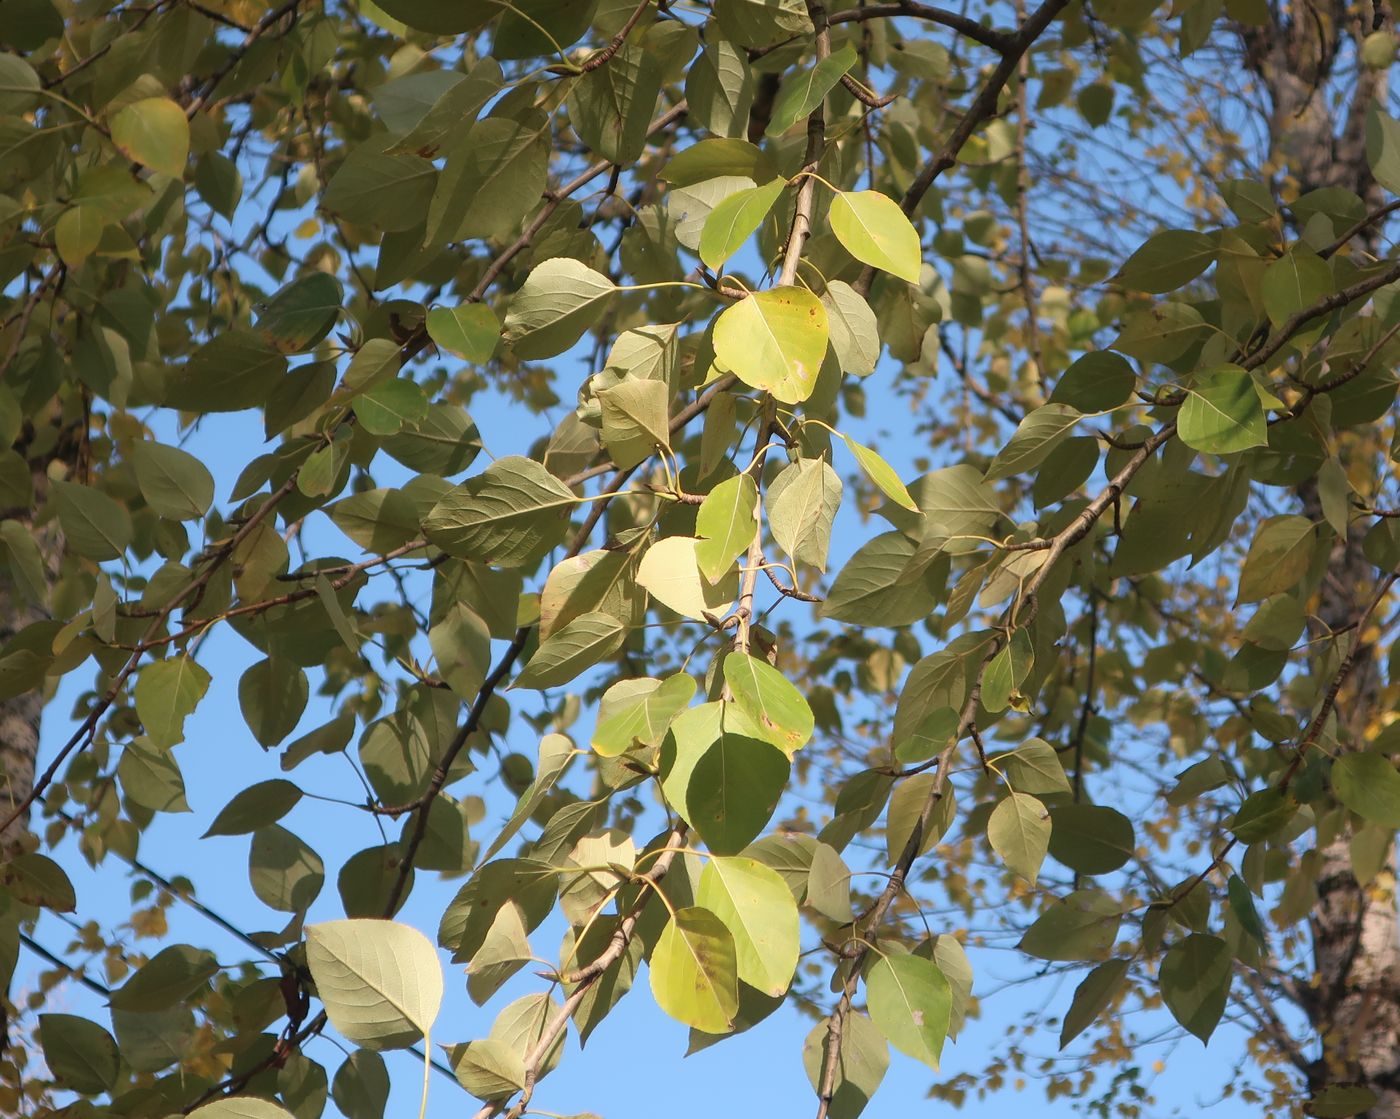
<box><xmin>0</xmin><ymin>425</ymin><xmax>66</xmax><ymax>1058</ymax></box>
<box><xmin>1242</xmin><ymin>6</ymin><xmax>1400</xmax><ymax>1113</ymax></box>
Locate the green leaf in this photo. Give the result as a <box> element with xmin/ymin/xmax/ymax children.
<box><xmin>821</xmin><ymin>532</ymin><xmax>941</xmax><ymax>628</ymax></box>
<box><xmin>1332</xmin><ymin>752</ymin><xmax>1400</xmax><ymax>827</ymax></box>
<box><xmin>255</xmin><ymin>273</ymin><xmax>343</xmax><ymax>353</ymax></box>
<box><xmin>830</xmin><ymin>189</ymin><xmax>922</xmax><ymax>284</ymax></box>
<box><xmin>51</xmin><ymin>479</ymin><xmax>131</xmax><ymax>560</ymax></box>
<box><xmin>1307</xmin><ymin>1086</ymin><xmax>1382</xmax><ymax>1119</ymax></box>
<box><xmin>661</xmin><ymin>138</ymin><xmax>777</xmax><ymax>187</ymax></box>
<box><xmin>822</xmin><ymin>281</ymin><xmax>881</xmax><ymax>377</ymax></box>
<box><xmin>494</xmin><ymin>0</ymin><xmax>595</xmax><ymax>59</ymax></box>
<box><xmin>355</xmin><ymin>380</ymin><xmax>430</xmax><ymax>436</ymax></box>
<box><xmin>1049</xmin><ymin>352</ymin><xmax>1137</xmax><ymax>411</ymax></box>
<box><xmin>480</xmin><ymin>734</ymin><xmax>575</xmax><ymax>864</ymax></box>
<box><xmin>598</xmin><ymin>377</ymin><xmax>671</xmax><ymax>468</ymax></box>
<box><xmin>425</xmin><ymin>114</ymin><xmax>549</xmax><ymax>246</ymax></box>
<box><xmin>449</xmin><ymin>1037</ymin><xmax>525</xmax><ymax>1101</ymax></box>
<box><xmin>1058</xmin><ymin>958</ymin><xmax>1130</xmax><ymax>1049</ymax></box>
<box><xmin>110</xmin><ymin>97</ymin><xmax>189</xmax><ymax>177</ymax></box>
<box><xmin>110</xmin><ymin>944</ymin><xmax>219</xmax><ymax>1011</ymax></box>
<box><xmin>322</xmin><ymin>140</ymin><xmax>436</xmax><ymax>232</ymax></box>
<box><xmin>332</xmin><ymin>1050</ymin><xmax>390</xmax><ymax>1119</ymax></box>
<box><xmin>843</xmin><ymin>436</ymin><xmax>917</xmax><ymax>510</ymax></box>
<box><xmin>715</xmin><ymin>0</ymin><xmax>814</xmax><ymax>47</ymax></box>
<box><xmin>1018</xmin><ymin>890</ymin><xmax>1122</xmax><ymax>961</ymax></box>
<box><xmin>1368</xmin><ymin>105</ymin><xmax>1400</xmax><ymax>195</ymax></box>
<box><xmin>249</xmin><ymin>825</ymin><xmax>324</xmax><ymax>913</ymax></box>
<box><xmin>765</xmin><ymin>44</ymin><xmax>858</xmax><ymax>137</ymax></box>
<box><xmin>0</xmin><ymin>53</ymin><xmax>40</xmax><ymax>114</ymax></box>
<box><xmin>699</xmin><ymin>177</ymin><xmax>786</xmax><ymax>271</ymax></box>
<box><xmin>1227</xmin><ymin>874</ymin><xmax>1267</xmax><ymax>942</ymax></box>
<box><xmin>723</xmin><ymin>651</ymin><xmax>814</xmax><ymax>756</ymax></box>
<box><xmin>996</xmin><ymin>738</ymin><xmax>1072</xmax><ymax>795</ymax></box>
<box><xmin>987</xmin><ymin>793</ymin><xmax>1050</xmax><ymax>883</ymax></box>
<box><xmin>1178</xmin><ymin>366</ymin><xmax>1267</xmax><ymax>454</ymax></box>
<box><xmin>637</xmin><ymin>535</ymin><xmax>739</xmax><ymax>621</ymax></box>
<box><xmin>383</xmin><ymin>403</ymin><xmax>480</xmax><ymax>476</ymax></box>
<box><xmin>427</xmin><ymin>303</ymin><xmax>499</xmax><ymax>362</ymax></box>
<box><xmin>538</xmin><ymin>548</ymin><xmax>633</xmax><ymax>639</ymax></box>
<box><xmin>118</xmin><ymin>741</ymin><xmax>190</xmax><ymax>813</ymax></box>
<box><xmin>204</xmin><ymin>779</ymin><xmax>303</xmax><ymax>837</ymax></box>
<box><xmin>343</xmin><ymin>338</ymin><xmax>401</xmax><ymax>394</ymax></box>
<box><xmin>1</xmin><ymin>853</ymin><xmax>76</xmax><ymax>911</ymax></box>
<box><xmin>661</xmin><ymin>703</ymin><xmax>790</xmax><ymax>854</ymax></box>
<box><xmin>568</xmin><ymin>44</ymin><xmax>663</xmax><ymax>164</ymax></box>
<box><xmin>239</xmin><ymin>658</ymin><xmax>309</xmax><ymax>747</ymax></box>
<box><xmin>502</xmin><ymin>257</ymin><xmax>617</xmax><ymax>359</ymax></box>
<box><xmin>885</xmin><ymin>772</ymin><xmax>948</xmax><ymax>863</ymax></box>
<box><xmin>164</xmin><ymin>331</ymin><xmax>289</xmax><ymax>413</ymax></box>
<box><xmin>1237</xmin><ymin>515</ymin><xmax>1315</xmax><ymax>604</ymax></box>
<box><xmin>38</xmin><ymin>1013</ymin><xmax>119</xmax><ymax>1093</ymax></box>
<box><xmin>696</xmin><ymin>856</ymin><xmax>799</xmax><ymax>997</ymax></box>
<box><xmin>305</xmin><ymin>919</ymin><xmax>444</xmax><ymax>1049</ymax></box>
<box><xmin>55</xmin><ymin>205</ymin><xmax>102</xmax><ymax>266</ymax></box>
<box><xmin>512</xmin><ymin>611</ymin><xmax>627</xmax><ymax>689</ymax></box>
<box><xmin>1111</xmin><ymin>301</ymin><xmax>1210</xmax><ymax>364</ymax></box>
<box><xmin>802</xmin><ymin>1012</ymin><xmax>888</xmax><ymax>1119</ymax></box>
<box><xmin>1260</xmin><ymin>248</ymin><xmax>1333</xmax><ymax>327</ymax></box>
<box><xmin>368</xmin><ymin>0</ymin><xmax>492</xmax><ymax>34</ymax></box>
<box><xmin>592</xmin><ymin>673</ymin><xmax>697</xmax><ymax>756</ymax></box>
<box><xmin>129</xmin><ymin>441</ymin><xmax>216</xmax><ymax>520</ymax></box>
<box><xmin>1229</xmin><ymin>787</ymin><xmax>1298</xmax><ymax>843</ymax></box>
<box><xmin>423</xmin><ymin>456</ymin><xmax>577</xmax><ymax>567</ymax></box>
<box><xmin>649</xmin><ymin>906</ymin><xmax>739</xmax><ymax>1033</ymax></box>
<box><xmin>327</xmin><ymin>487</ymin><xmax>421</xmax><ymax>552</ymax></box>
<box><xmin>387</xmin><ymin>58</ymin><xmax>502</xmax><ymax>157</ymax></box>
<box><xmin>685</xmin><ymin>41</ymin><xmax>755</xmax><ymax>139</ymax></box>
<box><xmin>866</xmin><ymin>954</ymin><xmax>952</xmax><ymax>1070</ymax></box>
<box><xmin>428</xmin><ymin>601</ymin><xmax>492</xmax><ymax>699</ymax></box>
<box><xmin>695</xmin><ymin>474</ymin><xmax>759</xmax><ymax>581</ymax></box>
<box><xmin>768</xmin><ymin>458</ymin><xmax>842</xmax><ymax>572</ymax></box>
<box><xmin>135</xmin><ymin>655</ymin><xmax>211</xmax><ymax>749</ymax></box>
<box><xmin>1158</xmin><ymin>933</ymin><xmax>1231</xmax><ymax>1042</ymax></box>
<box><xmin>713</xmin><ymin>286</ymin><xmax>828</xmax><ymax>404</ymax></box>
<box><xmin>1047</xmin><ymin>804</ymin><xmax>1135</xmax><ymax>875</ymax></box>
<box><xmin>1113</xmin><ymin>229</ymin><xmax>1216</xmax><ymax>293</ymax></box>
<box><xmin>984</xmin><ymin>404</ymin><xmax>1082</xmax><ymax>481</ymax></box>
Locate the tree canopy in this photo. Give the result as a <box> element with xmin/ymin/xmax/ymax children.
<box><xmin>4</xmin><ymin>1</ymin><xmax>1400</xmax><ymax>1118</ymax></box>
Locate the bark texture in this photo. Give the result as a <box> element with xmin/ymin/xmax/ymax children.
<box><xmin>1242</xmin><ymin>5</ymin><xmax>1400</xmax><ymax>1113</ymax></box>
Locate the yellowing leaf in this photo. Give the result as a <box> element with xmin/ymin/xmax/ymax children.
<box><xmin>110</xmin><ymin>97</ymin><xmax>190</xmax><ymax>177</ymax></box>
<box><xmin>696</xmin><ymin>857</ymin><xmax>799</xmax><ymax>996</ymax></box>
<box><xmin>649</xmin><ymin>907</ymin><xmax>739</xmax><ymax>1033</ymax></box>
<box><xmin>188</xmin><ymin>1101</ymin><xmax>297</xmax><ymax>1119</ymax></box>
<box><xmin>843</xmin><ymin>435</ymin><xmax>917</xmax><ymax>510</ymax></box>
<box><xmin>830</xmin><ymin>190</ymin><xmax>922</xmax><ymax>284</ymax></box>
<box><xmin>713</xmin><ymin>286</ymin><xmax>828</xmax><ymax>403</ymax></box>
<box><xmin>637</xmin><ymin>536</ymin><xmax>739</xmax><ymax>621</ymax></box>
